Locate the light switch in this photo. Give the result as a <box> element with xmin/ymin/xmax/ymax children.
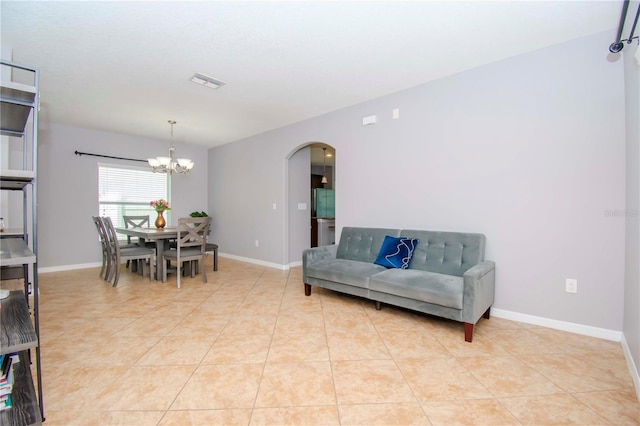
<box><xmin>298</xmin><ymin>203</ymin><xmax>307</xmax><ymax>210</ymax></box>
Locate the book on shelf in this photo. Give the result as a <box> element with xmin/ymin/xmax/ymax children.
<box><xmin>0</xmin><ymin>354</ymin><xmax>10</xmax><ymax>380</ymax></box>
<box><xmin>0</xmin><ymin>353</ymin><xmax>17</xmax><ymax>380</ymax></box>
<box><xmin>0</xmin><ymin>393</ymin><xmax>12</xmax><ymax>411</ymax></box>
<box><xmin>0</xmin><ymin>353</ymin><xmax>17</xmax><ymax>397</ymax></box>
<box><xmin>0</xmin><ymin>367</ymin><xmax>13</xmax><ymax>396</ymax></box>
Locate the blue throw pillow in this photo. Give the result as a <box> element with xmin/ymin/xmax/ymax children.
<box><xmin>374</xmin><ymin>236</ymin><xmax>419</xmax><ymax>269</ymax></box>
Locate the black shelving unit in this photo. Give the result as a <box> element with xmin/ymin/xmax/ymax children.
<box><xmin>0</xmin><ymin>60</ymin><xmax>43</xmax><ymax>425</ymax></box>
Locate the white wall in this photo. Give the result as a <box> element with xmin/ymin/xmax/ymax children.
<box><xmin>0</xmin><ymin>135</ymin><xmax>27</xmax><ymax>230</ymax></box>
<box><xmin>1</xmin><ymin>49</ymin><xmax>36</xmax><ymax>233</ymax></box>
<box><xmin>623</xmin><ymin>0</ymin><xmax>640</xmax><ymax>397</ymax></box>
<box><xmin>208</xmin><ymin>30</ymin><xmax>626</xmax><ymax>332</ymax></box>
<box><xmin>37</xmin><ymin>123</ymin><xmax>209</xmax><ymax>268</ymax></box>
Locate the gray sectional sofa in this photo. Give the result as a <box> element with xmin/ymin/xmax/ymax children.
<box><xmin>302</xmin><ymin>227</ymin><xmax>496</xmax><ymax>342</ymax></box>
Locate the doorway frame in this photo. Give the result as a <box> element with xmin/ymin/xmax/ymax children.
<box><xmin>283</xmin><ymin>141</ymin><xmax>336</xmax><ymax>267</ymax></box>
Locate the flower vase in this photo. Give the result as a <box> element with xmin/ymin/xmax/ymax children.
<box><xmin>155</xmin><ymin>211</ymin><xmax>166</xmax><ymax>229</ymax></box>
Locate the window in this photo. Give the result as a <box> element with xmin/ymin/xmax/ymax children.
<box><xmin>98</xmin><ymin>163</ymin><xmax>169</xmax><ymax>230</ymax></box>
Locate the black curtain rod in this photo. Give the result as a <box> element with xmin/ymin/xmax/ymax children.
<box><xmin>628</xmin><ymin>4</ymin><xmax>640</xmax><ymax>45</ymax></box>
<box><xmin>609</xmin><ymin>0</ymin><xmax>640</xmax><ymax>53</ymax></box>
<box><xmin>74</xmin><ymin>150</ymin><xmax>147</xmax><ymax>163</ymax></box>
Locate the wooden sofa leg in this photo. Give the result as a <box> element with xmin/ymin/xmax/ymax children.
<box><xmin>464</xmin><ymin>323</ymin><xmax>474</xmax><ymax>342</ymax></box>
<box><xmin>483</xmin><ymin>307</ymin><xmax>491</xmax><ymax>319</ymax></box>
<box><xmin>375</xmin><ymin>301</ymin><xmax>382</xmax><ymax>310</ymax></box>
<box><xmin>304</xmin><ymin>283</ymin><xmax>311</xmax><ymax>296</ymax></box>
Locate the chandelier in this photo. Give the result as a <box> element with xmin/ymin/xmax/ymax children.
<box><xmin>148</xmin><ymin>120</ymin><xmax>194</xmax><ymax>175</ymax></box>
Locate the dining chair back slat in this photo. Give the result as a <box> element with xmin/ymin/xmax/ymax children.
<box><xmin>92</xmin><ymin>216</ymin><xmax>112</xmax><ymax>281</ymax></box>
<box><xmin>123</xmin><ymin>215</ymin><xmax>150</xmax><ymax>245</ymax></box>
<box><xmin>102</xmin><ymin>216</ymin><xmax>156</xmax><ymax>287</ymax></box>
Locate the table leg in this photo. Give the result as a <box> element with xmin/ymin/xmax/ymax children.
<box><xmin>155</xmin><ymin>239</ymin><xmax>168</xmax><ymax>281</ymax></box>
<box><xmin>139</xmin><ymin>237</ymin><xmax>164</xmax><ymax>281</ymax></box>
<box><xmin>132</xmin><ymin>237</ymin><xmax>146</xmax><ymax>274</ymax></box>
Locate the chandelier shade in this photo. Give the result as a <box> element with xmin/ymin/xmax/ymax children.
<box><xmin>321</xmin><ymin>147</ymin><xmax>328</xmax><ymax>184</ymax></box>
<box><xmin>148</xmin><ymin>120</ymin><xmax>194</xmax><ymax>175</ymax></box>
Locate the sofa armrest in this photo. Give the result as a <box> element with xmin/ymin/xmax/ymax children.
<box><xmin>302</xmin><ymin>245</ymin><xmax>338</xmax><ymax>283</ymax></box>
<box><xmin>462</xmin><ymin>260</ymin><xmax>496</xmax><ymax>324</ymax></box>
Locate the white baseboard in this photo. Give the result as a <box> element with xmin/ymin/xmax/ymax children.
<box><xmin>39</xmin><ymin>262</ymin><xmax>102</xmax><ymax>274</ymax></box>
<box><xmin>492</xmin><ymin>308</ymin><xmax>640</xmax><ymax>402</ymax></box>
<box><xmin>289</xmin><ymin>260</ymin><xmax>303</xmax><ymax>268</ymax></box>
<box><xmin>39</xmin><ymin>254</ymin><xmax>291</xmax><ymax>274</ymax></box>
<box><xmin>491</xmin><ymin>308</ymin><xmax>622</xmax><ymax>342</ymax></box>
<box><xmin>218</xmin><ymin>253</ymin><xmax>289</xmax><ymax>270</ymax></box>
<box><xmin>621</xmin><ymin>335</ymin><xmax>640</xmax><ymax>401</ymax></box>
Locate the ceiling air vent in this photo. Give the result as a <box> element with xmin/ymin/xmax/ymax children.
<box><xmin>190</xmin><ymin>73</ymin><xmax>226</xmax><ymax>89</ymax></box>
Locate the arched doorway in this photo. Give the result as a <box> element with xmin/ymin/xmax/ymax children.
<box><xmin>310</xmin><ymin>144</ymin><xmax>335</xmax><ymax>247</ymax></box>
<box><xmin>284</xmin><ymin>142</ymin><xmax>336</xmax><ymax>266</ymax></box>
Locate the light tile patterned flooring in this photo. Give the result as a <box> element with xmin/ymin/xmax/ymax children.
<box><xmin>19</xmin><ymin>258</ymin><xmax>640</xmax><ymax>424</ymax></box>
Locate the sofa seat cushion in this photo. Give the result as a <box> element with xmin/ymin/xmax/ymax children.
<box><xmin>306</xmin><ymin>259</ymin><xmax>387</xmax><ymax>289</ymax></box>
<box><xmin>369</xmin><ymin>269</ymin><xmax>464</xmax><ymax>309</ymax></box>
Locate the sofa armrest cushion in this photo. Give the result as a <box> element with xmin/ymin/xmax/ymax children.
<box><xmin>303</xmin><ymin>245</ymin><xmax>338</xmax><ymax>282</ymax></box>
<box><xmin>462</xmin><ymin>260</ymin><xmax>496</xmax><ymax>323</ymax></box>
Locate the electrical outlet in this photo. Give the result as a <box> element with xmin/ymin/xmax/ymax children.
<box><xmin>255</xmin><ymin>240</ymin><xmax>259</xmax><ymax>247</ymax></box>
<box><xmin>565</xmin><ymin>278</ymin><xmax>577</xmax><ymax>293</ymax></box>
<box><xmin>362</xmin><ymin>115</ymin><xmax>377</xmax><ymax>126</ymax></box>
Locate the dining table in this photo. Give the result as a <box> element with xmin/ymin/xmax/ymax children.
<box><xmin>115</xmin><ymin>226</ymin><xmax>179</xmax><ymax>281</ymax></box>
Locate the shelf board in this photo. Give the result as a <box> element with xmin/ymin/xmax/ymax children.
<box><xmin>0</xmin><ymin>81</ymin><xmax>37</xmax><ymax>104</ymax></box>
<box><xmin>0</xmin><ymin>103</ymin><xmax>33</xmax><ymax>137</ymax></box>
<box><xmin>0</xmin><ymin>81</ymin><xmax>36</xmax><ymax>136</ymax></box>
<box><xmin>0</xmin><ymin>351</ymin><xmax>42</xmax><ymax>426</ymax></box>
<box><xmin>0</xmin><ymin>170</ymin><xmax>35</xmax><ymax>190</ymax></box>
<box><xmin>0</xmin><ymin>266</ymin><xmax>25</xmax><ymax>281</ymax></box>
<box><xmin>0</xmin><ymin>230</ymin><xmax>27</xmax><ymax>238</ymax></box>
<box><xmin>0</xmin><ymin>239</ymin><xmax>35</xmax><ymax>267</ymax></box>
<box><xmin>0</xmin><ymin>291</ymin><xmax>37</xmax><ymax>354</ymax></box>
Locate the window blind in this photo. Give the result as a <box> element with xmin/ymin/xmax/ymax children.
<box><xmin>98</xmin><ymin>163</ymin><xmax>169</xmax><ymax>230</ymax></box>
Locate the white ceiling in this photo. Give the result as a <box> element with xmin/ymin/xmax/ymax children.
<box><xmin>1</xmin><ymin>1</ymin><xmax>620</xmax><ymax>148</ymax></box>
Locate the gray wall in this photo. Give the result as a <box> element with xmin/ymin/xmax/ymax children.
<box><xmin>37</xmin><ymin>123</ymin><xmax>209</xmax><ymax>268</ymax></box>
<box><xmin>288</xmin><ymin>146</ymin><xmax>311</xmax><ymax>264</ymax></box>
<box><xmin>208</xmin><ymin>30</ymin><xmax>627</xmax><ymax>332</ymax></box>
<box><xmin>206</xmin><ymin>130</ymin><xmax>289</xmax><ymax>265</ymax></box>
<box><xmin>623</xmin><ymin>0</ymin><xmax>640</xmax><ymax>395</ymax></box>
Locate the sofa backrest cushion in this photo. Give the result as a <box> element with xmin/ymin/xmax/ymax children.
<box><xmin>337</xmin><ymin>227</ymin><xmax>401</xmax><ymax>263</ymax></box>
<box><xmin>401</xmin><ymin>230</ymin><xmax>485</xmax><ymax>277</ymax></box>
